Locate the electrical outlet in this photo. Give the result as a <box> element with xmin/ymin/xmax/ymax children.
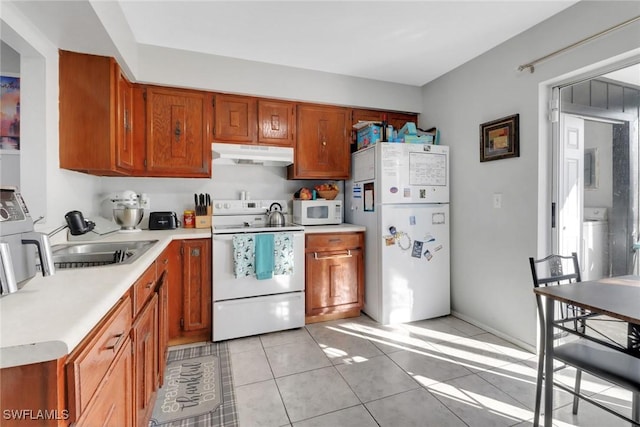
<box><xmin>140</xmin><ymin>193</ymin><xmax>151</xmax><ymax>210</ymax></box>
<box><xmin>493</xmin><ymin>193</ymin><xmax>502</xmax><ymax>209</ymax></box>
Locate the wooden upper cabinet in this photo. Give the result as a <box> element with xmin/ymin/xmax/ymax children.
<box><xmin>258</xmin><ymin>99</ymin><xmax>296</xmax><ymax>146</ymax></box>
<box><xmin>213</xmin><ymin>94</ymin><xmax>257</xmax><ymax>143</ymax></box>
<box><xmin>60</xmin><ymin>50</ymin><xmax>137</xmax><ymax>175</ymax></box>
<box><xmin>351</xmin><ymin>108</ymin><xmax>385</xmax><ymax>125</ymax></box>
<box><xmin>351</xmin><ymin>108</ymin><xmax>418</xmax><ymax>143</ymax></box>
<box><xmin>116</xmin><ymin>72</ymin><xmax>136</xmax><ymax>171</ymax></box>
<box><xmin>145</xmin><ymin>86</ymin><xmax>212</xmax><ymax>177</ymax></box>
<box><xmin>387</xmin><ymin>111</ymin><xmax>418</xmax><ymax>133</ymax></box>
<box><xmin>288</xmin><ymin>104</ymin><xmax>350</xmax><ymax>179</ymax></box>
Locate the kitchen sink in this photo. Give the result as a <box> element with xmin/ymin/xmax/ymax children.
<box><xmin>45</xmin><ymin>240</ymin><xmax>158</xmax><ymax>269</ymax></box>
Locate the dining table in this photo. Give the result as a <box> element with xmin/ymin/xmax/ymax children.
<box><xmin>533</xmin><ymin>275</ymin><xmax>640</xmax><ymax>426</ymax></box>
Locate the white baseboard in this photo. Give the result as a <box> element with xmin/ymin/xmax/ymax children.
<box><xmin>451</xmin><ymin>310</ymin><xmax>536</xmax><ymax>354</ymax></box>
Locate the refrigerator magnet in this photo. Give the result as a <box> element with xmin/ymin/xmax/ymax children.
<box><xmin>403</xmin><ymin>188</ymin><xmax>411</xmax><ymax>197</ymax></box>
<box><xmin>396</xmin><ymin>232</ymin><xmax>412</xmax><ymax>250</ymax></box>
<box><xmin>383</xmin><ymin>235</ymin><xmax>396</xmax><ymax>246</ymax></box>
<box><xmin>352</xmin><ymin>185</ymin><xmax>362</xmax><ymax>199</ymax></box>
<box><xmin>432</xmin><ymin>212</ymin><xmax>445</xmax><ymax>224</ymax></box>
<box><xmin>434</xmin><ymin>244</ymin><xmax>443</xmax><ymax>252</ymax></box>
<box><xmin>423</xmin><ymin>249</ymin><xmax>433</xmax><ymax>261</ymax></box>
<box><xmin>409</xmin><ymin>215</ymin><xmax>416</xmax><ymax>225</ymax></box>
<box><xmin>411</xmin><ymin>241</ymin><xmax>423</xmax><ymax>258</ymax></box>
<box><xmin>364</xmin><ymin>182</ymin><xmax>374</xmax><ymax>211</ymax></box>
<box><xmin>424</xmin><ymin>233</ymin><xmax>435</xmax><ymax>242</ymax></box>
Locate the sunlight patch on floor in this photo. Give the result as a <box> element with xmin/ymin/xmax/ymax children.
<box><xmin>428</xmin><ymin>381</ymin><xmax>532</xmax><ymax>423</ymax></box>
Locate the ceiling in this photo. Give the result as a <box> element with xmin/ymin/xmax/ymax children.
<box><xmin>9</xmin><ymin>0</ymin><xmax>582</xmax><ymax>86</ymax></box>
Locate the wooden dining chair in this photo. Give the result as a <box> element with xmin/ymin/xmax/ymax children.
<box><xmin>529</xmin><ymin>252</ymin><xmax>640</xmax><ymax>426</ymax></box>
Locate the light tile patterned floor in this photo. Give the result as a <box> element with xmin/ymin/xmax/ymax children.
<box><xmin>222</xmin><ymin>314</ymin><xmax>634</xmax><ymax>427</ymax></box>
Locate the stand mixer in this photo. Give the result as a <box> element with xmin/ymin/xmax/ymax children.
<box><xmin>111</xmin><ymin>190</ymin><xmax>145</xmax><ymax>232</ymax></box>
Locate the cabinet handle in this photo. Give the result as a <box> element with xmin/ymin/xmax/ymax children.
<box><xmin>314</xmin><ymin>250</ymin><xmax>351</xmax><ymax>260</ymax></box>
<box><xmin>124</xmin><ymin>110</ymin><xmax>131</xmax><ymax>132</ymax></box>
<box><xmin>145</xmin><ymin>281</ymin><xmax>154</xmax><ymax>289</ymax></box>
<box><xmin>105</xmin><ymin>332</ymin><xmax>125</xmax><ymax>353</ymax></box>
<box><xmin>175</xmin><ymin>120</ymin><xmax>182</xmax><ymax>142</ymax></box>
<box><xmin>321</xmin><ymin>140</ymin><xmax>327</xmax><ymax>146</ymax></box>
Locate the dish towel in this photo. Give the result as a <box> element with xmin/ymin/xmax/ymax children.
<box><xmin>273</xmin><ymin>233</ymin><xmax>294</xmax><ymax>276</ymax></box>
<box><xmin>255</xmin><ymin>234</ymin><xmax>275</xmax><ymax>280</ymax></box>
<box><xmin>232</xmin><ymin>235</ymin><xmax>254</xmax><ymax>278</ymax></box>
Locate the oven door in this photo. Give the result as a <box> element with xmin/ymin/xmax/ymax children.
<box><xmin>212</xmin><ymin>231</ymin><xmax>305</xmax><ymax>301</ymax></box>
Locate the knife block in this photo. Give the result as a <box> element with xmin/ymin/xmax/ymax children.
<box><xmin>195</xmin><ymin>206</ymin><xmax>212</xmax><ymax>229</ymax></box>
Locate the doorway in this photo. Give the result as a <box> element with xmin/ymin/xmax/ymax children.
<box><xmin>555</xmin><ymin>64</ymin><xmax>640</xmax><ymax>278</ymax></box>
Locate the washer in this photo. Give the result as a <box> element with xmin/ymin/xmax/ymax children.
<box><xmin>582</xmin><ymin>207</ymin><xmax>608</xmax><ymax>281</ymax></box>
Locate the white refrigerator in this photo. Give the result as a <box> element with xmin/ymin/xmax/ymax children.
<box><xmin>346</xmin><ymin>143</ymin><xmax>450</xmax><ymax>324</ymax></box>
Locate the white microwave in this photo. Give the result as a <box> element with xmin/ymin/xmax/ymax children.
<box><xmin>293</xmin><ymin>199</ymin><xmax>343</xmax><ymax>225</ymax></box>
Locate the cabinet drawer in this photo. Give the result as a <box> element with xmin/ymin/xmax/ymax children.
<box><xmin>306</xmin><ymin>233</ymin><xmax>362</xmax><ymax>251</ymax></box>
<box><xmin>67</xmin><ymin>296</ymin><xmax>132</xmax><ymax>418</ymax></box>
<box><xmin>134</xmin><ymin>261</ymin><xmax>157</xmax><ymax>316</ymax></box>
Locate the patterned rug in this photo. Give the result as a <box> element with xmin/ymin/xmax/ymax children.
<box><xmin>149</xmin><ymin>342</ymin><xmax>238</xmax><ymax>427</ymax></box>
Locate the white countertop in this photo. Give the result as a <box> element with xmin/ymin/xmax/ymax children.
<box><xmin>0</xmin><ymin>228</ymin><xmax>210</xmax><ymax>369</ymax></box>
<box><xmin>302</xmin><ymin>223</ymin><xmax>366</xmax><ymax>234</ymax></box>
<box><xmin>0</xmin><ymin>224</ymin><xmax>365</xmax><ymax>369</ymax></box>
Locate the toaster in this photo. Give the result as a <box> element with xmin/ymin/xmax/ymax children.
<box><xmin>148</xmin><ymin>211</ymin><xmax>179</xmax><ymax>230</ymax></box>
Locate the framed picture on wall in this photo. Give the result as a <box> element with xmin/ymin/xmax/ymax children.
<box><xmin>479</xmin><ymin>114</ymin><xmax>519</xmax><ymax>162</ymax></box>
<box><xmin>1</xmin><ymin>75</ymin><xmax>20</xmax><ymax>150</ymax></box>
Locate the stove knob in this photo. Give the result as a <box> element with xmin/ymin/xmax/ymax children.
<box><xmin>224</xmin><ymin>203</ymin><xmax>231</xmax><ymax>209</ymax></box>
<box><xmin>215</xmin><ymin>203</ymin><xmax>223</xmax><ymax>210</ymax></box>
<box><xmin>0</xmin><ymin>208</ymin><xmax>9</xmax><ymax>221</ymax></box>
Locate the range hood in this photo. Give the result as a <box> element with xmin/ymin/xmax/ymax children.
<box><xmin>212</xmin><ymin>143</ymin><xmax>294</xmax><ymax>166</ymax></box>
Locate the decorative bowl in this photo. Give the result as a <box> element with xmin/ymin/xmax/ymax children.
<box><xmin>317</xmin><ymin>189</ymin><xmax>339</xmax><ymax>200</ymax></box>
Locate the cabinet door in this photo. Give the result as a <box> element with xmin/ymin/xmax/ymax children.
<box><xmin>116</xmin><ymin>72</ymin><xmax>135</xmax><ymax>171</ymax></box>
<box><xmin>75</xmin><ymin>339</ymin><xmax>133</xmax><ymax>427</ymax></box>
<box><xmin>146</xmin><ymin>87</ymin><xmax>211</xmax><ymax>177</ymax></box>
<box><xmin>156</xmin><ymin>249</ymin><xmax>170</xmax><ymax>387</ymax></box>
<box><xmin>387</xmin><ymin>112</ymin><xmax>418</xmax><ymax>133</ymax></box>
<box><xmin>133</xmin><ymin>294</ymin><xmax>158</xmax><ymax>427</ymax></box>
<box><xmin>213</xmin><ymin>94</ymin><xmax>257</xmax><ymax>143</ymax></box>
<box><xmin>305</xmin><ymin>248</ymin><xmax>362</xmax><ymax>315</ymax></box>
<box><xmin>258</xmin><ymin>99</ymin><xmax>295</xmax><ymax>146</ymax></box>
<box><xmin>182</xmin><ymin>239</ymin><xmax>212</xmax><ymax>335</ymax></box>
<box><xmin>351</xmin><ymin>108</ymin><xmax>385</xmax><ymax>125</ymax></box>
<box><xmin>59</xmin><ymin>50</ymin><xmax>118</xmax><ymax>174</ymax></box>
<box><xmin>291</xmin><ymin>104</ymin><xmax>350</xmax><ymax>179</ymax></box>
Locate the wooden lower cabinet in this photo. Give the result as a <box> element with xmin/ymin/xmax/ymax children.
<box><xmin>67</xmin><ymin>296</ymin><xmax>133</xmax><ymax>421</ymax></box>
<box><xmin>132</xmin><ymin>294</ymin><xmax>158</xmax><ymax>427</ymax></box>
<box><xmin>168</xmin><ymin>239</ymin><xmax>212</xmax><ymax>345</ymax></box>
<box><xmin>305</xmin><ymin>232</ymin><xmax>364</xmax><ymax>323</ymax></box>
<box><xmin>0</xmin><ymin>240</ymin><xmax>188</xmax><ymax>427</ymax></box>
<box><xmin>75</xmin><ymin>338</ymin><xmax>133</xmax><ymax>427</ymax></box>
<box><xmin>156</xmin><ymin>256</ymin><xmax>170</xmax><ymax>387</ymax></box>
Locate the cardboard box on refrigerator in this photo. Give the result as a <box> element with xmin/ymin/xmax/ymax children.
<box><xmin>354</xmin><ymin>121</ymin><xmax>382</xmax><ymax>150</ymax></box>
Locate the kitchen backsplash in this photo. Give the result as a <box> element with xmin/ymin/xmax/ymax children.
<box><xmin>97</xmin><ymin>164</ymin><xmax>343</xmax><ymax>226</ymax></box>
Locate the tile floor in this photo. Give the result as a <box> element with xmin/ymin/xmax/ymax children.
<box><xmin>224</xmin><ymin>314</ymin><xmax>636</xmax><ymax>427</ymax></box>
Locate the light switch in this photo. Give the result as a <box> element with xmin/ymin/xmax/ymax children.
<box><xmin>493</xmin><ymin>193</ymin><xmax>502</xmax><ymax>209</ymax></box>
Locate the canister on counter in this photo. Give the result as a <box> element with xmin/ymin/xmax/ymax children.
<box><xmin>183</xmin><ymin>210</ymin><xmax>195</xmax><ymax>228</ymax></box>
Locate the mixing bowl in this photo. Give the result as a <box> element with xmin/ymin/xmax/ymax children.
<box><xmin>113</xmin><ymin>207</ymin><xmax>144</xmax><ymax>231</ymax></box>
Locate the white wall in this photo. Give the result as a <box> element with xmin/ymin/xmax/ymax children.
<box><xmin>420</xmin><ymin>1</ymin><xmax>640</xmax><ymax>348</ymax></box>
<box><xmin>1</xmin><ymin>2</ymin><xmax>101</xmax><ymax>232</ymax></box>
<box><xmin>136</xmin><ymin>44</ymin><xmax>422</xmax><ymax>113</ymax></box>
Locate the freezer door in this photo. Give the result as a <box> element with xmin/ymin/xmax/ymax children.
<box><xmin>378</xmin><ymin>143</ymin><xmax>449</xmax><ymax>204</ymax></box>
<box><xmin>376</xmin><ymin>203</ymin><xmax>450</xmax><ymax>324</ymax></box>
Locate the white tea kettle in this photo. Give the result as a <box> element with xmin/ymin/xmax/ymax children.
<box><xmin>267</xmin><ymin>202</ymin><xmax>285</xmax><ymax>227</ymax></box>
